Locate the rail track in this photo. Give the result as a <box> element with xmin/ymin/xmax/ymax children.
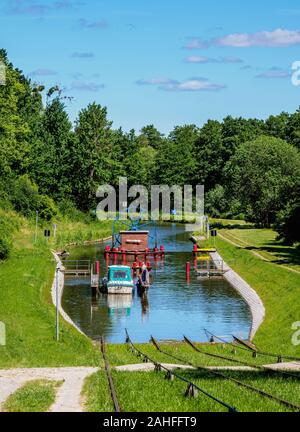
<box><xmin>100</xmin><ymin>337</ymin><xmax>121</xmax><ymax>412</ymax></box>
<box><xmin>125</xmin><ymin>330</ymin><xmax>238</xmax><ymax>412</ymax></box>
<box><xmin>150</xmin><ymin>336</ymin><xmax>300</xmax><ymax>412</ymax></box>
<box><xmin>183</xmin><ymin>336</ymin><xmax>300</xmax><ymax>380</ymax></box>
<box><xmin>204</xmin><ymin>329</ymin><xmax>300</xmax><ymax>364</ymax></box>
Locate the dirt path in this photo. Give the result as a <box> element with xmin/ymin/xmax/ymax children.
<box><xmin>0</xmin><ymin>367</ymin><xmax>98</xmax><ymax>412</ymax></box>
<box><xmin>1</xmin><ymin>361</ymin><xmax>299</xmax><ymax>412</ymax></box>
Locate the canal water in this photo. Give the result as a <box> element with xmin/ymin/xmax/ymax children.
<box><xmin>62</xmin><ymin>224</ymin><xmax>251</xmax><ymax>343</ymax></box>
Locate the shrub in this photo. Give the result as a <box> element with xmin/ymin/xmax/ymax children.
<box><xmin>36</xmin><ymin>195</ymin><xmax>58</xmax><ymax>221</ymax></box>
<box><xmin>0</xmin><ymin>237</ymin><xmax>10</xmax><ymax>260</ymax></box>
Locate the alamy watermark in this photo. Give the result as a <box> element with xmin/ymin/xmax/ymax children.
<box><xmin>0</xmin><ymin>61</ymin><xmax>6</xmax><ymax>86</ymax></box>
<box><xmin>291</xmin><ymin>61</ymin><xmax>300</xmax><ymax>86</ymax></box>
<box><xmin>96</xmin><ymin>177</ymin><xmax>204</xmax><ymax>224</ymax></box>
<box><xmin>0</xmin><ymin>322</ymin><xmax>6</xmax><ymax>346</ymax></box>
<box><xmin>292</xmin><ymin>321</ymin><xmax>300</xmax><ymax>346</ymax></box>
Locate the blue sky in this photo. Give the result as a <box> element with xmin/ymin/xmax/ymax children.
<box><xmin>1</xmin><ymin>0</ymin><xmax>300</xmax><ymax>133</ymax></box>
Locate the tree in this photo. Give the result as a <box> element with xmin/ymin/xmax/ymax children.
<box><xmin>285</xmin><ymin>107</ymin><xmax>300</xmax><ymax>150</ymax></box>
<box><xmin>195</xmin><ymin>120</ymin><xmax>223</xmax><ymax>190</ymax></box>
<box><xmin>157</xmin><ymin>125</ymin><xmax>198</xmax><ymax>186</ymax></box>
<box><xmin>274</xmin><ymin>201</ymin><xmax>300</xmax><ymax>244</ymax></box>
<box><xmin>72</xmin><ymin>103</ymin><xmax>113</xmax><ymax>210</ymax></box>
<box><xmin>225</xmin><ymin>136</ymin><xmax>300</xmax><ymax>227</ymax></box>
<box><xmin>222</xmin><ymin>116</ymin><xmax>265</xmax><ymax>159</ymax></box>
<box><xmin>0</xmin><ymin>49</ymin><xmax>41</xmax><ymax>176</ymax></box>
<box><xmin>139</xmin><ymin>125</ymin><xmax>164</xmax><ymax>150</ymax></box>
<box><xmin>30</xmin><ymin>97</ymin><xmax>74</xmax><ymax>200</ymax></box>
<box><xmin>265</xmin><ymin>112</ymin><xmax>290</xmax><ymax>140</ymax></box>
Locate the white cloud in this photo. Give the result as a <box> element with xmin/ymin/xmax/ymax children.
<box><xmin>184</xmin><ymin>55</ymin><xmax>243</xmax><ymax>64</ymax></box>
<box><xmin>217</xmin><ymin>29</ymin><xmax>300</xmax><ymax>47</ymax></box>
<box><xmin>136</xmin><ymin>76</ymin><xmax>226</xmax><ymax>92</ymax></box>
<box><xmin>29</xmin><ymin>68</ymin><xmax>58</xmax><ymax>76</ymax></box>
<box><xmin>78</xmin><ymin>18</ymin><xmax>107</xmax><ymax>29</ymax></box>
<box><xmin>71</xmin><ymin>52</ymin><xmax>95</xmax><ymax>58</ymax></box>
<box><xmin>136</xmin><ymin>77</ymin><xmax>178</xmax><ymax>85</ymax></box>
<box><xmin>185</xmin><ymin>29</ymin><xmax>300</xmax><ymax>49</ymax></box>
<box><xmin>162</xmin><ymin>78</ymin><xmax>226</xmax><ymax>92</ymax></box>
<box><xmin>70</xmin><ymin>81</ymin><xmax>105</xmax><ymax>92</ymax></box>
<box><xmin>256</xmin><ymin>67</ymin><xmax>291</xmax><ymax>79</ymax></box>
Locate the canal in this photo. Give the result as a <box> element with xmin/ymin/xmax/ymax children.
<box><xmin>62</xmin><ymin>224</ymin><xmax>252</xmax><ymax>343</ymax></box>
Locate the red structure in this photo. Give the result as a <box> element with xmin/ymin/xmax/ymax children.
<box><xmin>104</xmin><ymin>230</ymin><xmax>165</xmax><ymax>264</ymax></box>
<box><xmin>120</xmin><ymin>231</ymin><xmax>148</xmax><ymax>252</ymax></box>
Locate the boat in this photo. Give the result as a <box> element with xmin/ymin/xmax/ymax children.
<box><xmin>101</xmin><ymin>265</ymin><xmax>134</xmax><ymax>295</ymax></box>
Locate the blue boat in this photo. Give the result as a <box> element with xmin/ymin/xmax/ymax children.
<box><xmin>101</xmin><ymin>265</ymin><xmax>134</xmax><ymax>295</ymax></box>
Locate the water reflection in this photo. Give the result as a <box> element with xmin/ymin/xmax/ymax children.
<box><xmin>62</xmin><ymin>224</ymin><xmax>251</xmax><ymax>343</ymax></box>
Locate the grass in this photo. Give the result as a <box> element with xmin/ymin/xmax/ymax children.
<box><xmin>81</xmin><ymin>371</ymin><xmax>114</xmax><ymax>412</ymax></box>
<box><xmin>0</xmin><ymin>211</ymin><xmax>111</xmax><ymax>368</ymax></box>
<box><xmin>214</xmin><ymin>236</ymin><xmax>300</xmax><ymax>355</ymax></box>
<box><xmin>220</xmin><ymin>228</ymin><xmax>300</xmax><ymax>272</ymax></box>
<box><xmin>2</xmin><ymin>380</ymin><xmax>62</xmax><ymax>412</ymax></box>
<box><xmin>82</xmin><ymin>368</ymin><xmax>300</xmax><ymax>412</ymax></box>
<box><xmin>1</xmin><ymin>212</ymin><xmax>300</xmax><ymax>412</ymax></box>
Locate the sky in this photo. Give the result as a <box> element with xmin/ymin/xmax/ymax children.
<box><xmin>1</xmin><ymin>0</ymin><xmax>300</xmax><ymax>134</ymax></box>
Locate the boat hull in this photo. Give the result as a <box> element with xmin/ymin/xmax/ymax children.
<box><xmin>107</xmin><ymin>285</ymin><xmax>134</xmax><ymax>295</ymax></box>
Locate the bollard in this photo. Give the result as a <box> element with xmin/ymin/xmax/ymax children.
<box><xmin>193</xmin><ymin>244</ymin><xmax>198</xmax><ymax>256</ymax></box>
<box><xmin>121</xmin><ymin>249</ymin><xmax>126</xmax><ymax>265</ymax></box>
<box><xmin>186</xmin><ymin>261</ymin><xmax>191</xmax><ymax>276</ymax></box>
<box><xmin>112</xmin><ymin>247</ymin><xmax>118</xmax><ymax>264</ymax></box>
<box><xmin>186</xmin><ymin>261</ymin><xmax>190</xmax><ymax>283</ymax></box>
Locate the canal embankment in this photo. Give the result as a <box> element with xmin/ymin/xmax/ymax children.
<box><xmin>209</xmin><ymin>250</ymin><xmax>265</xmax><ymax>341</ymax></box>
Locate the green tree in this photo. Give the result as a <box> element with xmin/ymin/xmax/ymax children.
<box><xmin>72</xmin><ymin>103</ymin><xmax>113</xmax><ymax>210</ymax></box>
<box><xmin>274</xmin><ymin>201</ymin><xmax>300</xmax><ymax>244</ymax></box>
<box><xmin>285</xmin><ymin>107</ymin><xmax>300</xmax><ymax>150</ymax></box>
<box><xmin>30</xmin><ymin>97</ymin><xmax>74</xmax><ymax>200</ymax></box>
<box><xmin>139</xmin><ymin>125</ymin><xmax>164</xmax><ymax>150</ymax></box>
<box><xmin>265</xmin><ymin>112</ymin><xmax>290</xmax><ymax>140</ymax></box>
<box><xmin>0</xmin><ymin>49</ymin><xmax>41</xmax><ymax>176</ymax></box>
<box><xmin>225</xmin><ymin>136</ymin><xmax>300</xmax><ymax>227</ymax></box>
<box><xmin>195</xmin><ymin>120</ymin><xmax>223</xmax><ymax>190</ymax></box>
<box><xmin>157</xmin><ymin>125</ymin><xmax>198</xmax><ymax>185</ymax></box>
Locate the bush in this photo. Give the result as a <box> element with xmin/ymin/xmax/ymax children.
<box><xmin>10</xmin><ymin>175</ymin><xmax>39</xmax><ymax>217</ymax></box>
<box><xmin>36</xmin><ymin>195</ymin><xmax>58</xmax><ymax>221</ymax></box>
<box><xmin>0</xmin><ymin>237</ymin><xmax>10</xmax><ymax>260</ymax></box>
<box><xmin>274</xmin><ymin>202</ymin><xmax>300</xmax><ymax>244</ymax></box>
<box><xmin>58</xmin><ymin>199</ymin><xmax>91</xmax><ymax>223</ymax></box>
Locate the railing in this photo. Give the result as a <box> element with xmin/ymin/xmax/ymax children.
<box><xmin>63</xmin><ymin>260</ymin><xmax>91</xmax><ymax>274</ymax></box>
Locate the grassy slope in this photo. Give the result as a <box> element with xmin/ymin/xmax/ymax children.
<box><xmin>83</xmin><ymin>368</ymin><xmax>299</xmax><ymax>413</ymax></box>
<box><xmin>2</xmin><ymin>380</ymin><xmax>61</xmax><ymax>412</ymax></box>
<box><xmin>0</xmin><ymin>211</ymin><xmax>111</xmax><ymax>368</ymax></box>
<box><xmin>221</xmin><ymin>228</ymin><xmax>300</xmax><ymax>272</ymax></box>
<box><xmin>214</xmin><ymin>234</ymin><xmax>300</xmax><ymax>355</ymax></box>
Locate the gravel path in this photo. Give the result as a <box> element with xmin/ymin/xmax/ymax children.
<box><xmin>1</xmin><ymin>360</ymin><xmax>299</xmax><ymax>412</ymax></box>
<box><xmin>0</xmin><ymin>367</ymin><xmax>98</xmax><ymax>412</ymax></box>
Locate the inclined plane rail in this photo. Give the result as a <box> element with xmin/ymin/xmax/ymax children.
<box><xmin>125</xmin><ymin>329</ymin><xmax>238</xmax><ymax>412</ymax></box>
<box><xmin>150</xmin><ymin>336</ymin><xmax>300</xmax><ymax>412</ymax></box>
<box><xmin>183</xmin><ymin>336</ymin><xmax>300</xmax><ymax>380</ymax></box>
<box><xmin>204</xmin><ymin>329</ymin><xmax>300</xmax><ymax>364</ymax></box>
<box><xmin>100</xmin><ymin>337</ymin><xmax>121</xmax><ymax>412</ymax></box>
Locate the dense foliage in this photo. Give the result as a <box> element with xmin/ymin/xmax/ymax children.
<box><xmin>0</xmin><ymin>50</ymin><xmax>300</xmax><ymax>245</ymax></box>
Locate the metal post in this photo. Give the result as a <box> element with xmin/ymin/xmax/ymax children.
<box><xmin>56</xmin><ymin>266</ymin><xmax>59</xmax><ymax>341</ymax></box>
<box><xmin>34</xmin><ymin>211</ymin><xmax>38</xmax><ymax>243</ymax></box>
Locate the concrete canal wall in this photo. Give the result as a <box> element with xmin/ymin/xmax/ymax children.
<box><xmin>210</xmin><ymin>251</ymin><xmax>265</xmax><ymax>341</ymax></box>
<box><xmin>50</xmin><ymin>237</ymin><xmax>112</xmax><ymax>337</ymax></box>
<box><xmin>51</xmin><ymin>252</ymin><xmax>87</xmax><ymax>337</ymax></box>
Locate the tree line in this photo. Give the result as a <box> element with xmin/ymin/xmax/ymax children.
<box><xmin>0</xmin><ymin>49</ymin><xmax>299</xmax><ymax>247</ymax></box>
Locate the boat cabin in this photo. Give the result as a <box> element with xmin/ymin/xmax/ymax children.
<box><xmin>120</xmin><ymin>230</ymin><xmax>149</xmax><ymax>252</ymax></box>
